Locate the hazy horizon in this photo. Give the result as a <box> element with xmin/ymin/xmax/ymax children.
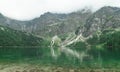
<box><xmin>0</xmin><ymin>0</ymin><xmax>120</xmax><ymax>21</ymax></box>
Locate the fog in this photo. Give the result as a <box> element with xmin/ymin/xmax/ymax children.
<box><xmin>0</xmin><ymin>0</ymin><xmax>120</xmax><ymax>20</ymax></box>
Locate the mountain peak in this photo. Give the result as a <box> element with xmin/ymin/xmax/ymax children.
<box><xmin>97</xmin><ymin>6</ymin><xmax>120</xmax><ymax>13</ymax></box>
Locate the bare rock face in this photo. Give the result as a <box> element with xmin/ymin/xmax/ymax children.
<box><xmin>82</xmin><ymin>6</ymin><xmax>120</xmax><ymax>37</ymax></box>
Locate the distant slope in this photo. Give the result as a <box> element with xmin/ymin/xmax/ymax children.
<box><xmin>0</xmin><ymin>25</ymin><xmax>43</xmax><ymax>46</ymax></box>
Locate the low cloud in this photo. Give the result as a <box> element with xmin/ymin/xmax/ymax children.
<box><xmin>0</xmin><ymin>0</ymin><xmax>120</xmax><ymax>20</ymax></box>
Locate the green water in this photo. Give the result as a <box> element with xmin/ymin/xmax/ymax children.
<box><xmin>0</xmin><ymin>47</ymin><xmax>120</xmax><ymax>68</ymax></box>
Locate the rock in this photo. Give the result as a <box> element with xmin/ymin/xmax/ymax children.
<box><xmin>69</xmin><ymin>69</ymin><xmax>75</xmax><ymax>72</ymax></box>
<box><xmin>15</xmin><ymin>71</ymin><xmax>20</xmax><ymax>72</ymax></box>
<box><xmin>22</xmin><ymin>70</ymin><xmax>28</xmax><ymax>72</ymax></box>
<box><xmin>89</xmin><ymin>69</ymin><xmax>95</xmax><ymax>72</ymax></box>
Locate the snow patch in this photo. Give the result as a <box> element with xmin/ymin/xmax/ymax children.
<box><xmin>0</xmin><ymin>27</ymin><xmax>5</xmax><ymax>31</ymax></box>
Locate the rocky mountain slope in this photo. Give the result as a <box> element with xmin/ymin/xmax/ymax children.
<box><xmin>1</xmin><ymin>6</ymin><xmax>120</xmax><ymax>38</ymax></box>
<box><xmin>81</xmin><ymin>6</ymin><xmax>120</xmax><ymax>37</ymax></box>
<box><xmin>0</xmin><ymin>9</ymin><xmax>92</xmax><ymax>37</ymax></box>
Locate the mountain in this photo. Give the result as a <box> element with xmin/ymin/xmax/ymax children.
<box><xmin>0</xmin><ymin>6</ymin><xmax>120</xmax><ymax>38</ymax></box>
<box><xmin>0</xmin><ymin>25</ymin><xmax>43</xmax><ymax>46</ymax></box>
<box><xmin>0</xmin><ymin>9</ymin><xmax>92</xmax><ymax>37</ymax></box>
<box><xmin>30</xmin><ymin>10</ymin><xmax>91</xmax><ymax>36</ymax></box>
<box><xmin>81</xmin><ymin>6</ymin><xmax>120</xmax><ymax>37</ymax></box>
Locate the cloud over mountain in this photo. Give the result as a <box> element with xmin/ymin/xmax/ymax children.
<box><xmin>0</xmin><ymin>0</ymin><xmax>120</xmax><ymax>20</ymax></box>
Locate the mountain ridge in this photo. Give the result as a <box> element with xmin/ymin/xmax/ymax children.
<box><xmin>0</xmin><ymin>6</ymin><xmax>120</xmax><ymax>38</ymax></box>
<box><xmin>0</xmin><ymin>9</ymin><xmax>92</xmax><ymax>37</ymax></box>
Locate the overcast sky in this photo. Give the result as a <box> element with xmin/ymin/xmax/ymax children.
<box><xmin>0</xmin><ymin>0</ymin><xmax>120</xmax><ymax>20</ymax></box>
